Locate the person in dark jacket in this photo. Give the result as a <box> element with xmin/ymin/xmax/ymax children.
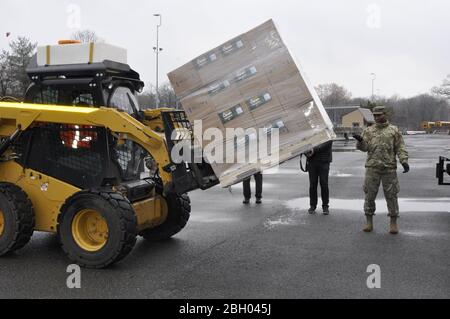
<box><xmin>306</xmin><ymin>140</ymin><xmax>333</xmax><ymax>215</ymax></box>
<box><xmin>243</xmin><ymin>173</ymin><xmax>263</xmax><ymax>205</ymax></box>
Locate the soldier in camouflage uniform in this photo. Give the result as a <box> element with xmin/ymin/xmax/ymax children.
<box><xmin>353</xmin><ymin>106</ymin><xmax>410</xmax><ymax>234</ymax></box>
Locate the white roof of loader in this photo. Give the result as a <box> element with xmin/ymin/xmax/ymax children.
<box><xmin>37</xmin><ymin>42</ymin><xmax>127</xmax><ymax>66</ymax></box>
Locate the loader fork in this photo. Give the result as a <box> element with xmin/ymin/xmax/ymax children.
<box><xmin>161</xmin><ymin>110</ymin><xmax>219</xmax><ymax>194</ymax></box>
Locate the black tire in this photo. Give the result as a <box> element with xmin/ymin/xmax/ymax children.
<box><xmin>58</xmin><ymin>189</ymin><xmax>137</xmax><ymax>269</ymax></box>
<box><xmin>0</xmin><ymin>183</ymin><xmax>35</xmax><ymax>256</ymax></box>
<box><xmin>140</xmin><ymin>193</ymin><xmax>191</xmax><ymax>241</ymax></box>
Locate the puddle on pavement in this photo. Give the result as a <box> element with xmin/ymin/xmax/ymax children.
<box><xmin>191</xmin><ymin>198</ymin><xmax>277</xmax><ymax>224</ymax></box>
<box><xmin>408</xmin><ymin>159</ymin><xmax>438</xmax><ymax>169</ymax></box>
<box><xmin>285</xmin><ymin>198</ymin><xmax>450</xmax><ymax>213</ymax></box>
<box><xmin>190</xmin><ymin>216</ymin><xmax>240</xmax><ymax>223</ymax></box>
<box><xmin>329</xmin><ymin>170</ymin><xmax>353</xmax><ymax>177</ymax></box>
<box><xmin>228</xmin><ymin>182</ymin><xmax>279</xmax><ymax>191</ymax></box>
<box><xmin>264</xmin><ymin>212</ymin><xmax>307</xmax><ymax>230</ymax></box>
<box><xmin>401</xmin><ymin>230</ymin><xmax>449</xmax><ymax>238</ymax></box>
<box><xmin>263</xmin><ymin>197</ymin><xmax>450</xmax><ymax>231</ymax></box>
<box><xmin>264</xmin><ymin>168</ymin><xmax>302</xmax><ymax>175</ymax></box>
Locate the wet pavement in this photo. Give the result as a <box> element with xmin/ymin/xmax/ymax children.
<box><xmin>0</xmin><ymin>135</ymin><xmax>449</xmax><ymax>299</ymax></box>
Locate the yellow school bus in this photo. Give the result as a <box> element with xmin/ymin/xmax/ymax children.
<box><xmin>436</xmin><ymin>121</ymin><xmax>450</xmax><ymax>128</ymax></box>
<box><xmin>421</xmin><ymin>121</ymin><xmax>436</xmax><ymax>130</ymax></box>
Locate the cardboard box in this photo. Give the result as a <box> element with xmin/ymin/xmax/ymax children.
<box><xmin>241</xmin><ymin>86</ymin><xmax>286</xmax><ymax>126</ymax></box>
<box><xmin>196</xmin><ymin>113</ymin><xmax>225</xmax><ymax>148</ymax></box>
<box><xmin>196</xmin><ymin>38</ymin><xmax>258</xmax><ymax>85</ymax></box>
<box><xmin>219</xmin><ymin>106</ymin><xmax>257</xmax><ymax>130</ymax></box>
<box><xmin>272</xmin><ymin>73</ymin><xmax>311</xmax><ymax>107</ymax></box>
<box><xmin>236</xmin><ymin>76</ymin><xmax>272</xmax><ymax>98</ymax></box>
<box><xmin>210</xmin><ymin>87</ymin><xmax>243</xmax><ymax>112</ymax></box>
<box><xmin>168</xmin><ymin>19</ymin><xmax>335</xmax><ymax>187</ymax></box>
<box><xmin>168</xmin><ymin>62</ymin><xmax>204</xmax><ymax>99</ymax></box>
<box><xmin>263</xmin><ymin>51</ymin><xmax>300</xmax><ymax>84</ymax></box>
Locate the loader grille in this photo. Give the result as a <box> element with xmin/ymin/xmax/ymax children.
<box><xmin>14</xmin><ymin>124</ymin><xmax>109</xmax><ymax>189</ymax></box>
<box><xmin>37</xmin><ymin>125</ymin><xmax>103</xmax><ymax>175</ymax></box>
<box><xmin>161</xmin><ymin>110</ymin><xmax>194</xmax><ymax>152</ymax></box>
<box><xmin>13</xmin><ymin>124</ymin><xmax>151</xmax><ymax>188</ymax></box>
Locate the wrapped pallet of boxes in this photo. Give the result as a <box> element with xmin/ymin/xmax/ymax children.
<box><xmin>168</xmin><ymin>19</ymin><xmax>335</xmax><ymax>187</ymax></box>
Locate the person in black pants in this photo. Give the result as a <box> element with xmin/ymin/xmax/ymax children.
<box><xmin>243</xmin><ymin>173</ymin><xmax>263</xmax><ymax>204</ymax></box>
<box><xmin>306</xmin><ymin>141</ymin><xmax>333</xmax><ymax>215</ymax></box>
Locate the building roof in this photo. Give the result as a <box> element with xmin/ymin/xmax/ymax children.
<box><xmin>358</xmin><ymin>108</ymin><xmax>375</xmax><ymax>123</ymax></box>
<box><xmin>325</xmin><ymin>106</ymin><xmax>361</xmax><ymax>125</ymax></box>
<box><xmin>342</xmin><ymin>108</ymin><xmax>375</xmax><ymax>124</ymax></box>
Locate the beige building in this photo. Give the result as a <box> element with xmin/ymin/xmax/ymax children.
<box><xmin>342</xmin><ymin>108</ymin><xmax>375</xmax><ymax>128</ymax></box>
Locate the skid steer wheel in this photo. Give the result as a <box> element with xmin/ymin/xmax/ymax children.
<box><xmin>0</xmin><ymin>183</ymin><xmax>35</xmax><ymax>256</ymax></box>
<box><xmin>58</xmin><ymin>190</ymin><xmax>137</xmax><ymax>269</ymax></box>
<box><xmin>140</xmin><ymin>193</ymin><xmax>191</xmax><ymax>241</ymax></box>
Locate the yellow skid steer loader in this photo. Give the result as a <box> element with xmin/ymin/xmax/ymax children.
<box><xmin>0</xmin><ymin>54</ymin><xmax>218</xmax><ymax>268</ymax></box>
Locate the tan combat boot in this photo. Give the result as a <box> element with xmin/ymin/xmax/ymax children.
<box><xmin>390</xmin><ymin>217</ymin><xmax>399</xmax><ymax>235</ymax></box>
<box><xmin>363</xmin><ymin>215</ymin><xmax>374</xmax><ymax>232</ymax></box>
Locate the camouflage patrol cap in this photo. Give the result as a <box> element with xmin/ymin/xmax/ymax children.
<box><xmin>372</xmin><ymin>106</ymin><xmax>387</xmax><ymax>115</ymax></box>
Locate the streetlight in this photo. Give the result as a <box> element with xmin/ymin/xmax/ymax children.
<box><xmin>371</xmin><ymin>73</ymin><xmax>377</xmax><ymax>102</ymax></box>
<box><xmin>153</xmin><ymin>14</ymin><xmax>163</xmax><ymax>108</ymax></box>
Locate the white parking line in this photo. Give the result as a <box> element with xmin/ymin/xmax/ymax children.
<box><xmin>285</xmin><ymin>197</ymin><xmax>450</xmax><ymax>213</ymax></box>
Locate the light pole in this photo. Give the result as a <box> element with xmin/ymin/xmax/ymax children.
<box><xmin>153</xmin><ymin>14</ymin><xmax>163</xmax><ymax>108</ymax></box>
<box><xmin>371</xmin><ymin>73</ymin><xmax>377</xmax><ymax>102</ymax></box>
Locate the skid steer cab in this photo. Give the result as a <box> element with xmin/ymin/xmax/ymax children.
<box><xmin>0</xmin><ymin>44</ymin><xmax>218</xmax><ymax>268</ymax></box>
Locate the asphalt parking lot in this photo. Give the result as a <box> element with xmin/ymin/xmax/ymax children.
<box><xmin>0</xmin><ymin>135</ymin><xmax>449</xmax><ymax>299</ymax></box>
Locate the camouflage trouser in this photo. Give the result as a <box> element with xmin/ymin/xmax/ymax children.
<box><xmin>363</xmin><ymin>168</ymin><xmax>400</xmax><ymax>217</ymax></box>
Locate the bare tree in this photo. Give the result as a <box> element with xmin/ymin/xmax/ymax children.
<box><xmin>158</xmin><ymin>83</ymin><xmax>178</xmax><ymax>108</ymax></box>
<box><xmin>382</xmin><ymin>94</ymin><xmax>449</xmax><ymax>130</ymax></box>
<box><xmin>71</xmin><ymin>30</ymin><xmax>103</xmax><ymax>43</ymax></box>
<box><xmin>432</xmin><ymin>75</ymin><xmax>450</xmax><ymax>99</ymax></box>
<box><xmin>138</xmin><ymin>83</ymin><xmax>178</xmax><ymax>110</ymax></box>
<box><xmin>137</xmin><ymin>84</ymin><xmax>157</xmax><ymax>109</ymax></box>
<box><xmin>315</xmin><ymin>83</ymin><xmax>352</xmax><ymax>106</ymax></box>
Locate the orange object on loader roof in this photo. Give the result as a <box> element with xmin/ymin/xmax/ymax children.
<box><xmin>58</xmin><ymin>40</ymin><xmax>82</xmax><ymax>45</ymax></box>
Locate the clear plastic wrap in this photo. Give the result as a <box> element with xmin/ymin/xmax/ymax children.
<box><xmin>168</xmin><ymin>19</ymin><xmax>335</xmax><ymax>187</ymax></box>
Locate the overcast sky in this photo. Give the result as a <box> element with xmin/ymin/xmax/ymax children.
<box><xmin>1</xmin><ymin>0</ymin><xmax>449</xmax><ymax>99</ymax></box>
